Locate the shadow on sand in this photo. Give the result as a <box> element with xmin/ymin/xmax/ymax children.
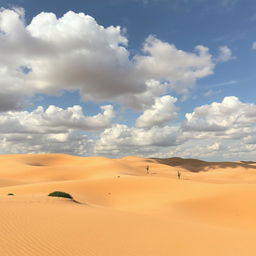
<box><xmin>151</xmin><ymin>157</ymin><xmax>256</xmax><ymax>173</ymax></box>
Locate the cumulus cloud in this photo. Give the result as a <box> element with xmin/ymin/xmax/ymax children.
<box><xmin>0</xmin><ymin>132</ymin><xmax>92</xmax><ymax>155</ymax></box>
<box><xmin>0</xmin><ymin>95</ymin><xmax>255</xmax><ymax>160</ymax></box>
<box><xmin>1</xmin><ymin>8</ymin><xmax>253</xmax><ymax>160</ymax></box>
<box><xmin>216</xmin><ymin>46</ymin><xmax>234</xmax><ymax>63</ymax></box>
<box><xmin>0</xmin><ymin>103</ymin><xmax>114</xmax><ymax>155</ymax></box>
<box><xmin>118</xmin><ymin>79</ymin><xmax>168</xmax><ymax>110</ymax></box>
<box><xmin>0</xmin><ymin>104</ymin><xmax>115</xmax><ymax>134</ymax></box>
<box><xmin>252</xmin><ymin>42</ymin><xmax>256</xmax><ymax>50</ymax></box>
<box><xmin>0</xmin><ymin>8</ymin><xmax>141</xmax><ymax>108</ymax></box>
<box><xmin>135</xmin><ymin>95</ymin><xmax>177</xmax><ymax>128</ymax></box>
<box><xmin>183</xmin><ymin>96</ymin><xmax>256</xmax><ymax>134</ymax></box>
<box><xmin>0</xmin><ymin>8</ymin><xmax>217</xmax><ymax>111</ymax></box>
<box><xmin>94</xmin><ymin>124</ymin><xmax>185</xmax><ymax>156</ymax></box>
<box><xmin>134</xmin><ymin>36</ymin><xmax>215</xmax><ymax>95</ymax></box>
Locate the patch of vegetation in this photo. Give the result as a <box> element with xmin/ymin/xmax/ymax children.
<box><xmin>48</xmin><ymin>191</ymin><xmax>73</xmax><ymax>199</ymax></box>
<box><xmin>7</xmin><ymin>193</ymin><xmax>14</xmax><ymax>196</ymax></box>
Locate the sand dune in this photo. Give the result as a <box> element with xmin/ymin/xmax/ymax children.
<box><xmin>1</xmin><ymin>154</ymin><xmax>256</xmax><ymax>255</ymax></box>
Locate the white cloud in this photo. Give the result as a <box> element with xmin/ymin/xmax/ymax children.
<box><xmin>252</xmin><ymin>42</ymin><xmax>256</xmax><ymax>50</ymax></box>
<box><xmin>216</xmin><ymin>46</ymin><xmax>234</xmax><ymax>63</ymax></box>
<box><xmin>0</xmin><ymin>8</ymin><xmax>217</xmax><ymax>111</ymax></box>
<box><xmin>0</xmin><ymin>103</ymin><xmax>114</xmax><ymax>155</ymax></box>
<box><xmin>0</xmin><ymin>96</ymin><xmax>255</xmax><ymax>160</ymax></box>
<box><xmin>0</xmin><ymin>104</ymin><xmax>115</xmax><ymax>134</ymax></box>
<box><xmin>0</xmin><ymin>8</ymin><xmax>140</xmax><ymax>109</ymax></box>
<box><xmin>207</xmin><ymin>142</ymin><xmax>221</xmax><ymax>151</ymax></box>
<box><xmin>183</xmin><ymin>96</ymin><xmax>256</xmax><ymax>134</ymax></box>
<box><xmin>134</xmin><ymin>36</ymin><xmax>215</xmax><ymax>96</ymax></box>
<box><xmin>135</xmin><ymin>95</ymin><xmax>177</xmax><ymax>128</ymax></box>
<box><xmin>94</xmin><ymin>124</ymin><xmax>185</xmax><ymax>156</ymax></box>
<box><xmin>48</xmin><ymin>133</ymin><xmax>69</xmax><ymax>142</ymax></box>
<box><xmin>0</xmin><ymin>8</ymin><xmax>254</xmax><ymax>161</ymax></box>
<box><xmin>0</xmin><ymin>132</ymin><xmax>92</xmax><ymax>155</ymax></box>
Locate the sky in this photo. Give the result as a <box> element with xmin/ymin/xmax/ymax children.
<box><xmin>0</xmin><ymin>0</ymin><xmax>256</xmax><ymax>160</ymax></box>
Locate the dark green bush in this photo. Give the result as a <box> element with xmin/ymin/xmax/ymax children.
<box><xmin>48</xmin><ymin>191</ymin><xmax>73</xmax><ymax>199</ymax></box>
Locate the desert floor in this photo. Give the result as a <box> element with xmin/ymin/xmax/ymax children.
<box><xmin>0</xmin><ymin>154</ymin><xmax>256</xmax><ymax>256</ymax></box>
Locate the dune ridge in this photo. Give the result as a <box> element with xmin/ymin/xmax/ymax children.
<box><xmin>1</xmin><ymin>154</ymin><xmax>256</xmax><ymax>256</ymax></box>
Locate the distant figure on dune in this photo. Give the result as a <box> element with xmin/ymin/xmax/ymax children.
<box><xmin>146</xmin><ymin>165</ymin><xmax>149</xmax><ymax>174</ymax></box>
<box><xmin>177</xmin><ymin>170</ymin><xmax>181</xmax><ymax>180</ymax></box>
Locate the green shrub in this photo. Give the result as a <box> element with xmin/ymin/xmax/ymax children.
<box><xmin>7</xmin><ymin>193</ymin><xmax>14</xmax><ymax>196</ymax></box>
<box><xmin>48</xmin><ymin>191</ymin><xmax>73</xmax><ymax>199</ymax></box>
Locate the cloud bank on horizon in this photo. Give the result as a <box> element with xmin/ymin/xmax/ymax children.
<box><xmin>0</xmin><ymin>2</ymin><xmax>255</xmax><ymax>161</ymax></box>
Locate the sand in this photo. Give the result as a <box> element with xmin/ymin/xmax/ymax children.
<box><xmin>0</xmin><ymin>154</ymin><xmax>256</xmax><ymax>255</ymax></box>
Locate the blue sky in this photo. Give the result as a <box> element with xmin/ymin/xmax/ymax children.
<box><xmin>0</xmin><ymin>0</ymin><xmax>255</xmax><ymax>160</ymax></box>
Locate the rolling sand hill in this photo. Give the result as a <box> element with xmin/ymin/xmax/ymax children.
<box><xmin>1</xmin><ymin>154</ymin><xmax>256</xmax><ymax>255</ymax></box>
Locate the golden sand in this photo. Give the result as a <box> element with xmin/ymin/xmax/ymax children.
<box><xmin>0</xmin><ymin>154</ymin><xmax>256</xmax><ymax>255</ymax></box>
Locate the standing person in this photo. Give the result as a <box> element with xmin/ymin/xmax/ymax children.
<box><xmin>146</xmin><ymin>165</ymin><xmax>149</xmax><ymax>174</ymax></box>
<box><xmin>177</xmin><ymin>170</ymin><xmax>181</xmax><ymax>180</ymax></box>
